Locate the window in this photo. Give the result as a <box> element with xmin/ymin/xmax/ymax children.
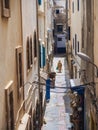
<box><xmin>73</xmin><ymin>38</ymin><xmax>74</xmax><ymax>49</ymax></box>
<box><xmin>16</xmin><ymin>46</ymin><xmax>23</xmax><ymax>97</ymax></box>
<box><xmin>34</xmin><ymin>32</ymin><xmax>37</xmax><ymax>57</ymax></box>
<box><xmin>68</xmin><ymin>26</ymin><xmax>70</xmax><ymax>40</ymax></box>
<box><xmin>2</xmin><ymin>0</ymin><xmax>10</xmax><ymax>18</ymax></box>
<box><xmin>75</xmin><ymin>34</ymin><xmax>77</xmax><ymax>55</ymax></box>
<box><xmin>5</xmin><ymin>81</ymin><xmax>14</xmax><ymax>130</ymax></box>
<box><xmin>56</xmin><ymin>9</ymin><xmax>59</xmax><ymax>14</ymax></box>
<box><xmin>72</xmin><ymin>1</ymin><xmax>74</xmax><ymax>13</ymax></box>
<box><xmin>26</xmin><ymin>36</ymin><xmax>33</xmax><ymax>72</ymax></box>
<box><xmin>40</xmin><ymin>44</ymin><xmax>46</xmax><ymax>68</ymax></box>
<box><xmin>30</xmin><ymin>37</ymin><xmax>33</xmax><ymax>65</ymax></box>
<box><xmin>77</xmin><ymin>0</ymin><xmax>79</xmax><ymax>11</ymax></box>
<box><xmin>19</xmin><ymin>53</ymin><xmax>22</xmax><ymax>86</ymax></box>
<box><xmin>27</xmin><ymin>37</ymin><xmax>30</xmax><ymax>70</ymax></box>
<box><xmin>77</xmin><ymin>41</ymin><xmax>79</xmax><ymax>52</ymax></box>
<box><xmin>38</xmin><ymin>0</ymin><xmax>41</xmax><ymax>5</ymax></box>
<box><xmin>57</xmin><ymin>25</ymin><xmax>63</xmax><ymax>32</ymax></box>
<box><xmin>58</xmin><ymin>38</ymin><xmax>62</xmax><ymax>41</ymax></box>
<box><xmin>82</xmin><ymin>27</ymin><xmax>84</xmax><ymax>48</ymax></box>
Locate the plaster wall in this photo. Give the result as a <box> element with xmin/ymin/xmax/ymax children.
<box><xmin>21</xmin><ymin>0</ymin><xmax>39</xmax><ymax>109</ymax></box>
<box><xmin>55</xmin><ymin>0</ymin><xmax>65</xmax><ymax>8</ymax></box>
<box><xmin>0</xmin><ymin>0</ymin><xmax>22</xmax><ymax>129</ymax></box>
<box><xmin>71</xmin><ymin>0</ymin><xmax>82</xmax><ymax>78</ymax></box>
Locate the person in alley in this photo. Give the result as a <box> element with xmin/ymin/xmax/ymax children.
<box><xmin>57</xmin><ymin>60</ymin><xmax>62</xmax><ymax>73</ymax></box>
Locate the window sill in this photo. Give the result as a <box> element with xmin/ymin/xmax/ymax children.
<box><xmin>2</xmin><ymin>8</ymin><xmax>10</xmax><ymax>18</ymax></box>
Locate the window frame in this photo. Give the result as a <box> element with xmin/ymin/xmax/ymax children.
<box><xmin>73</xmin><ymin>38</ymin><xmax>74</xmax><ymax>49</ymax></box>
<box><xmin>26</xmin><ymin>37</ymin><xmax>30</xmax><ymax>71</ymax></box>
<box><xmin>75</xmin><ymin>34</ymin><xmax>77</xmax><ymax>55</ymax></box>
<box><xmin>2</xmin><ymin>0</ymin><xmax>10</xmax><ymax>18</ymax></box>
<box><xmin>77</xmin><ymin>41</ymin><xmax>79</xmax><ymax>52</ymax></box>
<box><xmin>77</xmin><ymin>0</ymin><xmax>79</xmax><ymax>11</ymax></box>
<box><xmin>30</xmin><ymin>37</ymin><xmax>33</xmax><ymax>66</ymax></box>
<box><xmin>72</xmin><ymin>1</ymin><xmax>74</xmax><ymax>13</ymax></box>
<box><xmin>5</xmin><ymin>81</ymin><xmax>14</xmax><ymax>130</ymax></box>
<box><xmin>56</xmin><ymin>9</ymin><xmax>59</xmax><ymax>14</ymax></box>
<box><xmin>58</xmin><ymin>37</ymin><xmax>62</xmax><ymax>41</ymax></box>
<box><xmin>34</xmin><ymin>31</ymin><xmax>37</xmax><ymax>58</ymax></box>
<box><xmin>16</xmin><ymin>46</ymin><xmax>23</xmax><ymax>98</ymax></box>
<box><xmin>57</xmin><ymin>25</ymin><xmax>63</xmax><ymax>32</ymax></box>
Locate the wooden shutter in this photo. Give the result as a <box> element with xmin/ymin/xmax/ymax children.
<box><xmin>16</xmin><ymin>46</ymin><xmax>23</xmax><ymax>97</ymax></box>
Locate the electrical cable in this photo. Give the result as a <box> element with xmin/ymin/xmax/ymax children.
<box><xmin>22</xmin><ymin>79</ymin><xmax>97</xmax><ymax>94</ymax></box>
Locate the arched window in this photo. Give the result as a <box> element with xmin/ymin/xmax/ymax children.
<box><xmin>2</xmin><ymin>0</ymin><xmax>10</xmax><ymax>17</ymax></box>
<box><xmin>34</xmin><ymin>31</ymin><xmax>37</xmax><ymax>57</ymax></box>
<box><xmin>30</xmin><ymin>37</ymin><xmax>33</xmax><ymax>65</ymax></box>
<box><xmin>27</xmin><ymin>37</ymin><xmax>30</xmax><ymax>70</ymax></box>
<box><xmin>16</xmin><ymin>46</ymin><xmax>23</xmax><ymax>97</ymax></box>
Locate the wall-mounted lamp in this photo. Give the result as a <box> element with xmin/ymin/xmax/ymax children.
<box><xmin>77</xmin><ymin>52</ymin><xmax>98</xmax><ymax>77</ymax></box>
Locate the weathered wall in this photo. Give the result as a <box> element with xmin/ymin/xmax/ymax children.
<box><xmin>0</xmin><ymin>0</ymin><xmax>22</xmax><ymax>129</ymax></box>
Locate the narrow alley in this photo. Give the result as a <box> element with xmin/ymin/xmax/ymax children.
<box><xmin>42</xmin><ymin>56</ymin><xmax>72</xmax><ymax>130</ymax></box>
<box><xmin>1</xmin><ymin>0</ymin><xmax>98</xmax><ymax>129</ymax></box>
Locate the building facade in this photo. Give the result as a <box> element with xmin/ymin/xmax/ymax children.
<box><xmin>0</xmin><ymin>0</ymin><xmax>24</xmax><ymax>129</ymax></box>
<box><xmin>53</xmin><ymin>0</ymin><xmax>66</xmax><ymax>54</ymax></box>
<box><xmin>67</xmin><ymin>0</ymin><xmax>98</xmax><ymax>130</ymax></box>
<box><xmin>0</xmin><ymin>0</ymin><xmax>48</xmax><ymax>129</ymax></box>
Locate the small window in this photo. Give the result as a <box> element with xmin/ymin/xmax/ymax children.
<box><xmin>58</xmin><ymin>38</ymin><xmax>62</xmax><ymax>41</ymax></box>
<box><xmin>72</xmin><ymin>2</ymin><xmax>74</xmax><ymax>13</ymax></box>
<box><xmin>5</xmin><ymin>81</ymin><xmax>14</xmax><ymax>130</ymax></box>
<box><xmin>38</xmin><ymin>0</ymin><xmax>41</xmax><ymax>5</ymax></box>
<box><xmin>73</xmin><ymin>38</ymin><xmax>74</xmax><ymax>49</ymax></box>
<box><xmin>34</xmin><ymin>31</ymin><xmax>37</xmax><ymax>57</ymax></box>
<box><xmin>2</xmin><ymin>0</ymin><xmax>10</xmax><ymax>18</ymax></box>
<box><xmin>27</xmin><ymin>37</ymin><xmax>30</xmax><ymax>70</ymax></box>
<box><xmin>16</xmin><ymin>46</ymin><xmax>23</xmax><ymax>97</ymax></box>
<box><xmin>77</xmin><ymin>41</ymin><xmax>79</xmax><ymax>52</ymax></box>
<box><xmin>68</xmin><ymin>26</ymin><xmax>70</xmax><ymax>40</ymax></box>
<box><xmin>5</xmin><ymin>0</ymin><xmax>10</xmax><ymax>8</ymax></box>
<box><xmin>56</xmin><ymin>9</ymin><xmax>59</xmax><ymax>14</ymax></box>
<box><xmin>30</xmin><ymin>37</ymin><xmax>33</xmax><ymax>65</ymax></box>
<box><xmin>57</xmin><ymin>25</ymin><xmax>63</xmax><ymax>32</ymax></box>
<box><xmin>77</xmin><ymin>0</ymin><xmax>79</xmax><ymax>11</ymax></box>
<box><xmin>75</xmin><ymin>34</ymin><xmax>77</xmax><ymax>55</ymax></box>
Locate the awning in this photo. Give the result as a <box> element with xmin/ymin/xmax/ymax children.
<box><xmin>18</xmin><ymin>113</ymin><xmax>30</xmax><ymax>130</ymax></box>
<box><xmin>70</xmin><ymin>79</ymin><xmax>85</xmax><ymax>95</ymax></box>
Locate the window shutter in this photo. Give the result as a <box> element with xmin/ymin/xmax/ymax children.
<box><xmin>2</xmin><ymin>0</ymin><xmax>10</xmax><ymax>18</ymax></box>
<box><xmin>43</xmin><ymin>46</ymin><xmax>46</xmax><ymax>66</ymax></box>
<box><xmin>68</xmin><ymin>26</ymin><xmax>70</xmax><ymax>40</ymax></box>
<box><xmin>40</xmin><ymin>45</ymin><xmax>41</xmax><ymax>68</ymax></box>
<box><xmin>38</xmin><ymin>0</ymin><xmax>41</xmax><ymax>5</ymax></box>
<box><xmin>41</xmin><ymin>44</ymin><xmax>43</xmax><ymax>67</ymax></box>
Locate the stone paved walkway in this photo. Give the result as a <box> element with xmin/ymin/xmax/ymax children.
<box><xmin>42</xmin><ymin>57</ymin><xmax>72</xmax><ymax>130</ymax></box>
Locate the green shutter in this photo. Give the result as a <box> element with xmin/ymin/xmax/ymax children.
<box><xmin>38</xmin><ymin>0</ymin><xmax>41</xmax><ymax>5</ymax></box>
<box><xmin>43</xmin><ymin>46</ymin><xmax>46</xmax><ymax>66</ymax></box>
